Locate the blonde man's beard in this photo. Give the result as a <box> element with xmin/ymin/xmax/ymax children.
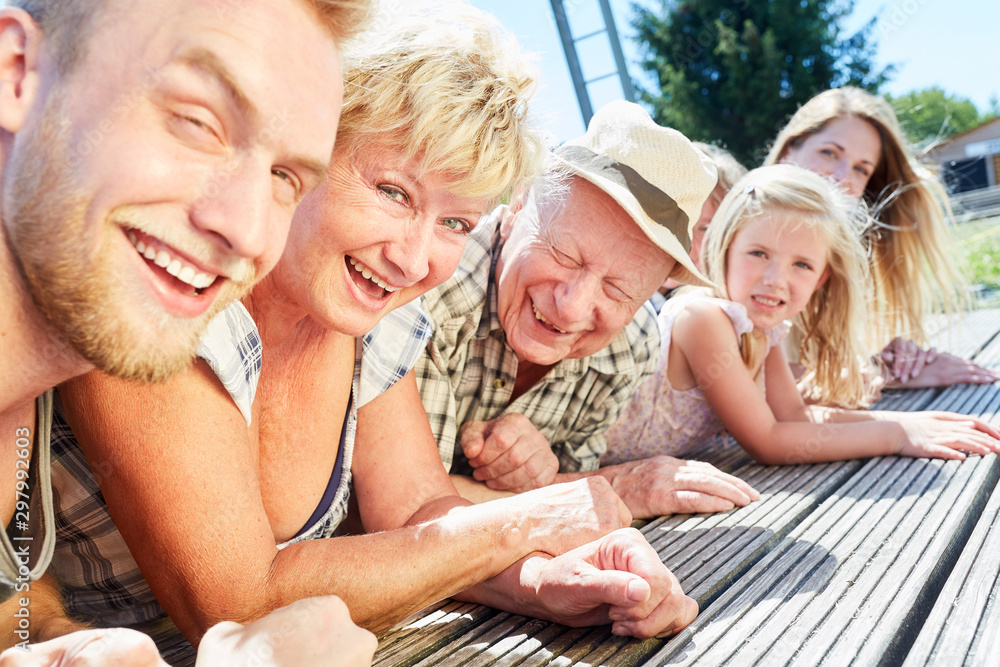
<box><xmin>2</xmin><ymin>89</ymin><xmax>252</xmax><ymax>383</ymax></box>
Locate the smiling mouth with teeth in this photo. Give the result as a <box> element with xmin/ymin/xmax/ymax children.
<box><xmin>752</xmin><ymin>295</ymin><xmax>783</xmax><ymax>307</ymax></box>
<box><xmin>128</xmin><ymin>229</ymin><xmax>218</xmax><ymax>295</ymax></box>
<box><xmin>347</xmin><ymin>257</ymin><xmax>399</xmax><ymax>298</ymax></box>
<box><xmin>532</xmin><ymin>303</ymin><xmax>567</xmax><ymax>334</ymax></box>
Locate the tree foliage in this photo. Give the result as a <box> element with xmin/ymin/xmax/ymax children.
<box><xmin>887</xmin><ymin>87</ymin><xmax>988</xmax><ymax>149</ymax></box>
<box><xmin>633</xmin><ymin>0</ymin><xmax>893</xmax><ymax>166</ymax></box>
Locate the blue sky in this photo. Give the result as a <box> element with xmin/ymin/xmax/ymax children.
<box><xmin>469</xmin><ymin>0</ymin><xmax>1000</xmax><ymax>146</ymax></box>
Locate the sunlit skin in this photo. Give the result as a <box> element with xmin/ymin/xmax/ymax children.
<box><xmin>724</xmin><ymin>213</ymin><xmax>830</xmax><ymax>333</ymax></box>
<box><xmin>255</xmin><ymin>145</ymin><xmax>490</xmax><ymax>339</ymax></box>
<box><xmin>2</xmin><ymin>0</ymin><xmax>342</xmax><ymax>380</ymax></box>
<box><xmin>495</xmin><ymin>177</ymin><xmax>676</xmax><ymax>367</ymax></box>
<box><xmin>780</xmin><ymin>116</ymin><xmax>882</xmax><ymax>199</ymax></box>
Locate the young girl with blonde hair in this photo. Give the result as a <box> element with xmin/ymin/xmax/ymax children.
<box><xmin>767</xmin><ymin>86</ymin><xmax>999</xmax><ymax>387</ymax></box>
<box><xmin>604</xmin><ymin>165</ymin><xmax>999</xmax><ymax>467</ymax></box>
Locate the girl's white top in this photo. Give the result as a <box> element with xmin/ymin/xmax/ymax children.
<box><xmin>603</xmin><ymin>289</ymin><xmax>790</xmax><ymax>464</ymax></box>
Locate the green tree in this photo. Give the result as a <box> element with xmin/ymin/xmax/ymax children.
<box><xmin>633</xmin><ymin>0</ymin><xmax>893</xmax><ymax>166</ymax></box>
<box><xmin>887</xmin><ymin>87</ymin><xmax>984</xmax><ymax>148</ymax></box>
<box><xmin>988</xmin><ymin>94</ymin><xmax>1000</xmax><ymax>120</ymax></box>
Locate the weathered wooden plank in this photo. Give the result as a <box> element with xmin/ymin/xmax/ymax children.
<box><xmin>681</xmin><ymin>434</ymin><xmax>754</xmax><ymax>470</ymax></box>
<box><xmin>371</xmin><ymin>458</ymin><xmax>863</xmax><ymax>667</ymax></box>
<box><xmin>558</xmin><ymin>634</ymin><xmax>634</xmax><ymax>667</ymax></box>
<box><xmin>376</xmin><ymin>599</ymin><xmax>453</xmax><ymax>651</ymax></box>
<box><xmin>376</xmin><ymin>601</ymin><xmax>635</xmax><ymax>666</ymax></box>
<box><xmin>581</xmin><ymin>636</ymin><xmax>662</xmax><ymax>667</ymax></box>
<box><xmin>645</xmin><ymin>455</ymin><xmax>935</xmax><ymax>665</ymax></box>
<box><xmin>965</xmin><ymin>326</ymin><xmax>1000</xmax><ymax>368</ymax></box>
<box><xmin>639</xmin><ymin>462</ymin><xmax>780</xmax><ymax>555</ymax></box>
<box><xmin>874</xmin><ymin>387</ymin><xmax>942</xmax><ymax>413</ymax></box>
<box><xmin>373</xmin><ymin>456</ymin><xmax>917</xmax><ymax>665</ymax></box>
<box><xmin>650</xmin><ymin>461</ymin><xmax>864</xmax><ymax>605</ymax></box>
<box><xmin>788</xmin><ymin>457</ymin><xmax>996</xmax><ymax>666</ymax></box>
<box><xmin>971</xmin><ymin>624</ymin><xmax>1000</xmax><ymax>667</ymax></box>
<box><xmin>926</xmin><ymin>308</ymin><xmax>1000</xmax><ymax>360</ymax></box>
<box><xmin>501</xmin><ymin>626</ymin><xmax>596</xmax><ymax>667</ymax></box>
<box><xmin>504</xmin><ymin>626</ymin><xmax>622</xmax><ymax>667</ymax></box>
<box><xmin>641</xmin><ymin>454</ymin><xmax>998</xmax><ymax>666</ymax></box>
<box><xmin>903</xmin><ymin>462</ymin><xmax>1000</xmax><ymax>667</ymax></box>
<box><xmin>486</xmin><ymin>622</ymin><xmax>591</xmax><ymax>667</ymax></box>
<box><xmin>375</xmin><ymin>601</ymin><xmax>495</xmax><ymax>666</ymax></box>
<box><xmin>408</xmin><ymin>613</ymin><xmax>539</xmax><ymax>667</ymax></box>
<box><xmin>918</xmin><ymin>380</ymin><xmax>1000</xmax><ymax>419</ymax></box>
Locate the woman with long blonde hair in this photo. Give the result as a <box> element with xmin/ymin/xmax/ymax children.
<box><xmin>767</xmin><ymin>86</ymin><xmax>999</xmax><ymax>388</ymax></box>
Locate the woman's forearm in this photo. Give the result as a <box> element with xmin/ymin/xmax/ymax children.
<box><xmin>267</xmin><ymin>504</ymin><xmax>537</xmax><ymax>631</ymax></box>
<box><xmin>219</xmin><ymin>478</ymin><xmax>627</xmax><ymax>635</ymax></box>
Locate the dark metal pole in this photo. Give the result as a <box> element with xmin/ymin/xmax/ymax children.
<box><xmin>598</xmin><ymin>0</ymin><xmax>636</xmax><ymax>102</ymax></box>
<box><xmin>549</xmin><ymin>0</ymin><xmax>593</xmax><ymax>126</ymax></box>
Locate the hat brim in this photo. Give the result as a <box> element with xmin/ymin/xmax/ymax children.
<box><xmin>549</xmin><ymin>152</ymin><xmax>714</xmax><ymax>289</ymax></box>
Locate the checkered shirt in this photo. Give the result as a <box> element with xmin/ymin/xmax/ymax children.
<box><xmin>359</xmin><ymin>301</ymin><xmax>433</xmax><ymax>407</ymax></box>
<box><xmin>195</xmin><ymin>301</ymin><xmax>260</xmax><ymax>425</ymax></box>
<box><xmin>47</xmin><ymin>299</ymin><xmax>430</xmax><ymax>663</ymax></box>
<box><xmin>416</xmin><ymin>207</ymin><xmax>661</xmax><ymax>474</ymax></box>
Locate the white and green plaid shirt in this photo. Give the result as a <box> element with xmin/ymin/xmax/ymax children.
<box><xmin>416</xmin><ymin>207</ymin><xmax>661</xmax><ymax>475</ymax></box>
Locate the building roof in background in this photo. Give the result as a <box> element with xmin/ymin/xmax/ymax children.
<box><xmin>927</xmin><ymin>116</ymin><xmax>1000</xmax><ymax>163</ymax></box>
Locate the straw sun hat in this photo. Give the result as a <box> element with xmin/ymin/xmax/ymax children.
<box><xmin>551</xmin><ymin>100</ymin><xmax>717</xmax><ymax>287</ymax></box>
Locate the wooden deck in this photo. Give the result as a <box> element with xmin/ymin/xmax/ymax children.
<box><xmin>375</xmin><ymin>309</ymin><xmax>1000</xmax><ymax>666</ymax></box>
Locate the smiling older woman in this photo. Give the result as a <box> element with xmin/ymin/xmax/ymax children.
<box><xmin>41</xmin><ymin>4</ymin><xmax>698</xmax><ymax>664</ymax></box>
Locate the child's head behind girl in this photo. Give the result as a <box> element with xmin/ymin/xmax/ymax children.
<box><xmin>701</xmin><ymin>164</ymin><xmax>873</xmax><ymax>407</ymax></box>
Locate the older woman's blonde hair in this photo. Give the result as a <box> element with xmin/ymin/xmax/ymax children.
<box><xmin>765</xmin><ymin>86</ymin><xmax>965</xmax><ymax>348</ymax></box>
<box><xmin>336</xmin><ymin>1</ymin><xmax>544</xmax><ymax>207</ymax></box>
<box><xmin>702</xmin><ymin>164</ymin><xmax>874</xmax><ymax>408</ymax></box>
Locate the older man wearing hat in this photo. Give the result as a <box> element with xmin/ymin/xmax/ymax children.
<box><xmin>416</xmin><ymin>101</ymin><xmax>760</xmax><ymax>517</ymax></box>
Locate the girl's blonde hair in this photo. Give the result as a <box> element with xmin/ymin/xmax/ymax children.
<box><xmin>702</xmin><ymin>164</ymin><xmax>874</xmax><ymax>407</ymax></box>
<box><xmin>765</xmin><ymin>87</ymin><xmax>965</xmax><ymax>348</ymax></box>
<box><xmin>336</xmin><ymin>1</ymin><xmax>545</xmax><ymax>207</ymax></box>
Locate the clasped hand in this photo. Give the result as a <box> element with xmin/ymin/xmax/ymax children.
<box><xmin>523</xmin><ymin>528</ymin><xmax>698</xmax><ymax>638</ymax></box>
<box><xmin>461</xmin><ymin>414</ymin><xmax>559</xmax><ymax>492</ymax></box>
<box><xmin>0</xmin><ymin>628</ymin><xmax>166</xmax><ymax>667</ymax></box>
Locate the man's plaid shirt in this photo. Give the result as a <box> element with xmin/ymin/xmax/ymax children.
<box><xmin>415</xmin><ymin>207</ymin><xmax>661</xmax><ymax>475</ymax></box>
